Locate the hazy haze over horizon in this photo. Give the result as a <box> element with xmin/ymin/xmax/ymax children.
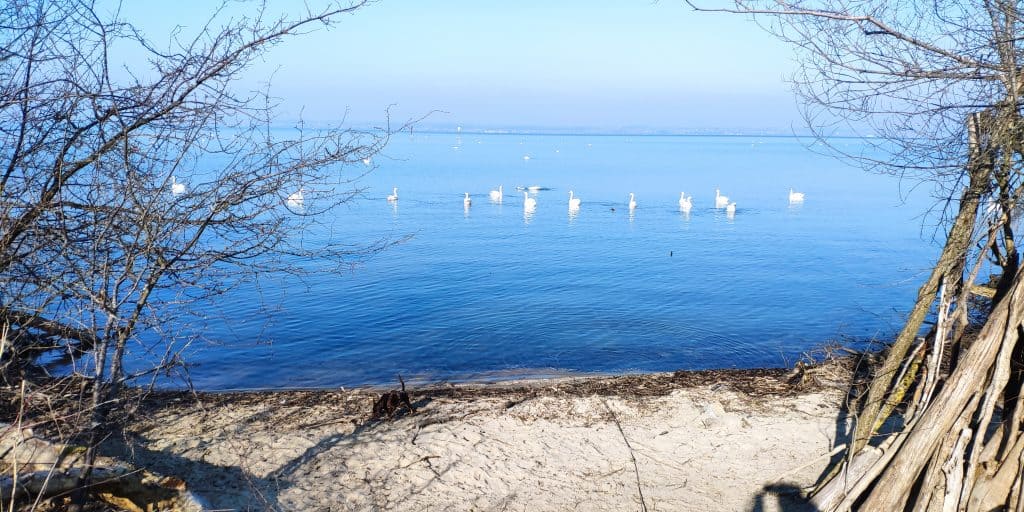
<box><xmin>116</xmin><ymin>1</ymin><xmax>802</xmax><ymax>132</ymax></box>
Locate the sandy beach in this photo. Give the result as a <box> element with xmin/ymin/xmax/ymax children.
<box><xmin>116</xmin><ymin>366</ymin><xmax>852</xmax><ymax>511</ymax></box>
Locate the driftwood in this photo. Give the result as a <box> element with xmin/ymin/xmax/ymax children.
<box><xmin>849</xmin><ymin>158</ymin><xmax>988</xmax><ymax>454</ymax></box>
<box><xmin>809</xmin><ymin>260</ymin><xmax>1024</xmax><ymax>511</ymax></box>
<box><xmin>0</xmin><ymin>425</ymin><xmax>208</xmax><ymax>511</ymax></box>
<box><xmin>797</xmin><ymin>106</ymin><xmax>1024</xmax><ymax>511</ymax></box>
<box><xmin>371</xmin><ymin>375</ymin><xmax>416</xmax><ymax>420</ymax></box>
<box><xmin>968</xmin><ymin>432</ymin><xmax>1024</xmax><ymax>510</ymax></box>
<box><xmin>810</xmin><ymin>416</ymin><xmax>914</xmax><ymax>511</ymax></box>
<box><xmin>863</xmin><ymin>270</ymin><xmax>1022</xmax><ymax>508</ymax></box>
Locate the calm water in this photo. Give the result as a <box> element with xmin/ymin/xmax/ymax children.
<box><xmin>182</xmin><ymin>133</ymin><xmax>938</xmax><ymax>390</ymax></box>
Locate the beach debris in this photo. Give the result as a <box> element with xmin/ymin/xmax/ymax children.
<box><xmin>371</xmin><ymin>375</ymin><xmax>416</xmax><ymax>420</ymax></box>
<box><xmin>604</xmin><ymin>400</ymin><xmax>649</xmax><ymax>512</ymax></box>
<box><xmin>0</xmin><ymin>425</ymin><xmax>209</xmax><ymax>511</ymax></box>
<box><xmin>786</xmin><ymin>361</ymin><xmax>811</xmax><ymax>388</ymax></box>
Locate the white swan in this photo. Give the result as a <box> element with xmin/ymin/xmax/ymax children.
<box><xmin>679</xmin><ymin>192</ymin><xmax>692</xmax><ymax>213</ymax></box>
<box><xmin>715</xmin><ymin>188</ymin><xmax>729</xmax><ymax>208</ymax></box>
<box><xmin>170</xmin><ymin>176</ymin><xmax>186</xmax><ymax>195</ymax></box>
<box><xmin>568</xmin><ymin>190</ymin><xmax>581</xmax><ymax>210</ymax></box>
<box><xmin>286</xmin><ymin>188</ymin><xmax>304</xmax><ymax>209</ymax></box>
<box><xmin>726</xmin><ymin>202</ymin><xmax>736</xmax><ymax>214</ymax></box>
<box><xmin>386</xmin><ymin>187</ymin><xmax>398</xmax><ymax>202</ymax></box>
<box><xmin>986</xmin><ymin>198</ymin><xmax>1002</xmax><ymax>220</ymax></box>
<box><xmin>628</xmin><ymin>192</ymin><xmax>637</xmax><ymax>211</ymax></box>
<box><xmin>789</xmin><ymin>188</ymin><xmax>805</xmax><ymax>202</ymax></box>
<box><xmin>523</xmin><ymin>191</ymin><xmax>537</xmax><ymax>211</ymax></box>
<box><xmin>463</xmin><ymin>192</ymin><xmax>472</xmax><ymax>207</ymax></box>
<box><xmin>489</xmin><ymin>185</ymin><xmax>503</xmax><ymax>202</ymax></box>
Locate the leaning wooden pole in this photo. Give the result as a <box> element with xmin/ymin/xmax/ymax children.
<box><xmin>849</xmin><ymin>118</ymin><xmax>991</xmax><ymax>455</ymax></box>
<box><xmin>811</xmin><ymin>243</ymin><xmax>1024</xmax><ymax>510</ymax></box>
<box><xmin>813</xmin><ymin>112</ymin><xmax>996</xmax><ymax>509</ymax></box>
<box><xmin>860</xmin><ymin>258</ymin><xmax>1024</xmax><ymax>509</ymax></box>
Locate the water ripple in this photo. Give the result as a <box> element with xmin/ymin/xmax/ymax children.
<box><xmin>179</xmin><ymin>134</ymin><xmax>936</xmax><ymax>389</ymax></box>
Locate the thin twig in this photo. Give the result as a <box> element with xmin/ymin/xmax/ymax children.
<box><xmin>9</xmin><ymin>379</ymin><xmax>25</xmax><ymax>512</ymax></box>
<box><xmin>770</xmin><ymin>444</ymin><xmax>847</xmax><ymax>484</ymax></box>
<box><xmin>603</xmin><ymin>401</ymin><xmax>648</xmax><ymax>512</ymax></box>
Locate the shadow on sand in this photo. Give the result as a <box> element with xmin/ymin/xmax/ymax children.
<box><xmin>106</xmin><ymin>398</ymin><xmax>428</xmax><ymax>511</ymax></box>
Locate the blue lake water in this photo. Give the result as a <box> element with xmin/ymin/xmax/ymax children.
<box><xmin>182</xmin><ymin>132</ymin><xmax>939</xmax><ymax>390</ymax></box>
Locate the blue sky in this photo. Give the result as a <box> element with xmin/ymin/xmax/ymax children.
<box><xmin>117</xmin><ymin>1</ymin><xmax>800</xmax><ymax>132</ymax></box>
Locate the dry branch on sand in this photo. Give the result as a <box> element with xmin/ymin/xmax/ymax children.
<box><xmin>0</xmin><ymin>425</ymin><xmax>207</xmax><ymax>511</ymax></box>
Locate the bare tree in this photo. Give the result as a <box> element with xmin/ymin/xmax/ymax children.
<box><xmin>0</xmin><ymin>0</ymin><xmax>401</xmax><ymax>506</ymax></box>
<box><xmin>689</xmin><ymin>1</ymin><xmax>1024</xmax><ymax>509</ymax></box>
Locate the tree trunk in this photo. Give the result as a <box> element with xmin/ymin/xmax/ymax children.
<box><xmin>857</xmin><ymin>266</ymin><xmax>1024</xmax><ymax>508</ymax></box>
<box><xmin>850</xmin><ymin>148</ymin><xmax>989</xmax><ymax>453</ymax></box>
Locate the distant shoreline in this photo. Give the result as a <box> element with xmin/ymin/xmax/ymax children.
<box><xmin>412</xmin><ymin>129</ymin><xmax>861</xmax><ymax>139</ymax></box>
<box><xmin>265</xmin><ymin>122</ymin><xmax>870</xmax><ymax>139</ymax></box>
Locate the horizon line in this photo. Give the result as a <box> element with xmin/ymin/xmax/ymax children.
<box><xmin>265</xmin><ymin>121</ymin><xmax>867</xmax><ymax>139</ymax></box>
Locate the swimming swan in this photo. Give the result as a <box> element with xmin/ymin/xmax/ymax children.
<box><xmin>464</xmin><ymin>192</ymin><xmax>472</xmax><ymax>206</ymax></box>
<box><xmin>789</xmin><ymin>188</ymin><xmax>805</xmax><ymax>202</ymax></box>
<box><xmin>569</xmin><ymin>190</ymin><xmax>581</xmax><ymax>210</ymax></box>
<box><xmin>387</xmin><ymin>187</ymin><xmax>398</xmax><ymax>202</ymax></box>
<box><xmin>523</xmin><ymin>191</ymin><xmax>537</xmax><ymax>211</ymax></box>
<box><xmin>628</xmin><ymin>193</ymin><xmax>637</xmax><ymax>211</ymax></box>
<box><xmin>679</xmin><ymin>192</ymin><xmax>692</xmax><ymax>213</ymax></box>
<box><xmin>726</xmin><ymin>202</ymin><xmax>736</xmax><ymax>214</ymax></box>
<box><xmin>286</xmin><ymin>188</ymin><xmax>304</xmax><ymax>209</ymax></box>
<box><xmin>489</xmin><ymin>185</ymin><xmax>503</xmax><ymax>202</ymax></box>
<box><xmin>171</xmin><ymin>176</ymin><xmax>186</xmax><ymax>195</ymax></box>
<box><xmin>715</xmin><ymin>188</ymin><xmax>729</xmax><ymax>208</ymax></box>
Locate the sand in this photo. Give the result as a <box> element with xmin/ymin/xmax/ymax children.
<box><xmin>117</xmin><ymin>368</ymin><xmax>851</xmax><ymax>511</ymax></box>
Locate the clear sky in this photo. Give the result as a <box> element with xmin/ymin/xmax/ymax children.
<box><xmin>116</xmin><ymin>1</ymin><xmax>801</xmax><ymax>132</ymax></box>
